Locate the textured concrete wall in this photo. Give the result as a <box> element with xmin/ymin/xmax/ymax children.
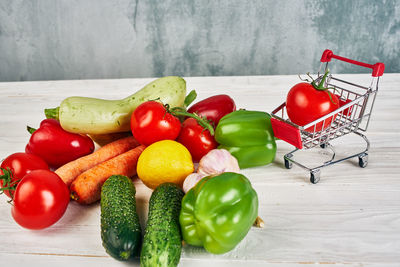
<box><xmin>0</xmin><ymin>0</ymin><xmax>399</xmax><ymax>81</ymax></box>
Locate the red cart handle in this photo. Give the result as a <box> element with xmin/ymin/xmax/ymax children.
<box><xmin>320</xmin><ymin>49</ymin><xmax>385</xmax><ymax>77</ymax></box>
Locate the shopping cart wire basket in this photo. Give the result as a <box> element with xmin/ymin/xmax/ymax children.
<box><xmin>271</xmin><ymin>49</ymin><xmax>385</xmax><ymax>183</ymax></box>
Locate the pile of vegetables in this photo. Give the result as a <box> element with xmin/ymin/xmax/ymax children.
<box><xmin>3</xmin><ymin>73</ymin><xmax>345</xmax><ymax>266</ymax></box>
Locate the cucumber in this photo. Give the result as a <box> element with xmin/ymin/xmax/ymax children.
<box><xmin>45</xmin><ymin>76</ymin><xmax>187</xmax><ymax>134</ymax></box>
<box><xmin>100</xmin><ymin>175</ymin><xmax>141</xmax><ymax>261</ymax></box>
<box><xmin>140</xmin><ymin>183</ymin><xmax>184</xmax><ymax>267</ymax></box>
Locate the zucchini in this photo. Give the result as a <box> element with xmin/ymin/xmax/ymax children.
<box><xmin>100</xmin><ymin>175</ymin><xmax>141</xmax><ymax>260</ymax></box>
<box><xmin>45</xmin><ymin>76</ymin><xmax>187</xmax><ymax>134</ymax></box>
<box><xmin>140</xmin><ymin>183</ymin><xmax>184</xmax><ymax>267</ymax></box>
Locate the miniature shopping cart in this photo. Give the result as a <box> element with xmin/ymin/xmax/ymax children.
<box><xmin>271</xmin><ymin>49</ymin><xmax>385</xmax><ymax>183</ymax></box>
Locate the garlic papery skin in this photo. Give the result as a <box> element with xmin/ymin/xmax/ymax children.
<box><xmin>198</xmin><ymin>149</ymin><xmax>240</xmax><ymax>176</ymax></box>
<box><xmin>183</xmin><ymin>173</ymin><xmax>206</xmax><ymax>193</ymax></box>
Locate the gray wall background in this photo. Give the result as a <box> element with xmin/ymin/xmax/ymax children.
<box><xmin>0</xmin><ymin>0</ymin><xmax>399</xmax><ymax>82</ymax></box>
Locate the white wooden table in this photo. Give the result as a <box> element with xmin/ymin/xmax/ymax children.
<box><xmin>1</xmin><ymin>74</ymin><xmax>399</xmax><ymax>267</ymax></box>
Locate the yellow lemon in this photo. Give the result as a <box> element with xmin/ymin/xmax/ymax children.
<box><xmin>137</xmin><ymin>140</ymin><xmax>194</xmax><ymax>189</ymax></box>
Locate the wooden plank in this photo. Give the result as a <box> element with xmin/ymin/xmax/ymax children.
<box><xmin>1</xmin><ymin>74</ymin><xmax>400</xmax><ymax>266</ymax></box>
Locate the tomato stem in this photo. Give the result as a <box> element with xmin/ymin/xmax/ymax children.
<box><xmin>170</xmin><ymin>107</ymin><xmax>215</xmax><ymax>136</ymax></box>
<box><xmin>309</xmin><ymin>69</ymin><xmax>338</xmax><ymax>105</ymax></box>
<box><xmin>311</xmin><ymin>69</ymin><xmax>330</xmax><ymax>90</ymax></box>
<box><xmin>0</xmin><ymin>168</ymin><xmax>19</xmax><ymax>199</ymax></box>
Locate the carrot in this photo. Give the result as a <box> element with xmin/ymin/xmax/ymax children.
<box><xmin>55</xmin><ymin>136</ymin><xmax>139</xmax><ymax>187</ymax></box>
<box><xmin>70</xmin><ymin>145</ymin><xmax>145</xmax><ymax>205</ymax></box>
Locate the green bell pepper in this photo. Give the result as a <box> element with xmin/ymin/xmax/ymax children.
<box><xmin>215</xmin><ymin>109</ymin><xmax>277</xmax><ymax>168</ymax></box>
<box><xmin>179</xmin><ymin>172</ymin><xmax>258</xmax><ymax>254</ymax></box>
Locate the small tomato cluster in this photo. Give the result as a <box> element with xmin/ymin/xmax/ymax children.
<box><xmin>130</xmin><ymin>94</ymin><xmax>236</xmax><ymax>162</ymax></box>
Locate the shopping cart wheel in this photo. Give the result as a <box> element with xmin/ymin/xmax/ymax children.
<box><xmin>310</xmin><ymin>170</ymin><xmax>321</xmax><ymax>184</ymax></box>
<box><xmin>284</xmin><ymin>154</ymin><xmax>293</xmax><ymax>169</ymax></box>
<box><xmin>358</xmin><ymin>153</ymin><xmax>368</xmax><ymax>168</ymax></box>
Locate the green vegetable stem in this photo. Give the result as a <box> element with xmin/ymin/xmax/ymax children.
<box><xmin>301</xmin><ymin>69</ymin><xmax>337</xmax><ymax>105</ymax></box>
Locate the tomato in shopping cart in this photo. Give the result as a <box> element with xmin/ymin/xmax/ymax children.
<box><xmin>286</xmin><ymin>70</ymin><xmax>339</xmax><ymax>132</ymax></box>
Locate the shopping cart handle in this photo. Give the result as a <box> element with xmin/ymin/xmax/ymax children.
<box><xmin>320</xmin><ymin>49</ymin><xmax>385</xmax><ymax>77</ymax></box>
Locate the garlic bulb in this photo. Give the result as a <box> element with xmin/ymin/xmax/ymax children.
<box><xmin>198</xmin><ymin>149</ymin><xmax>240</xmax><ymax>175</ymax></box>
<box><xmin>183</xmin><ymin>149</ymin><xmax>241</xmax><ymax>193</ymax></box>
<box><xmin>183</xmin><ymin>173</ymin><xmax>206</xmax><ymax>193</ymax></box>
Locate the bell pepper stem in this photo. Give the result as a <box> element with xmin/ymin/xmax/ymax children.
<box><xmin>44</xmin><ymin>107</ymin><xmax>60</xmax><ymax>120</ymax></box>
<box><xmin>27</xmin><ymin>125</ymin><xmax>37</xmax><ymax>134</ymax></box>
<box><xmin>0</xmin><ymin>168</ymin><xmax>19</xmax><ymax>200</ymax></box>
<box><xmin>184</xmin><ymin>90</ymin><xmax>197</xmax><ymax>108</ymax></box>
<box><xmin>253</xmin><ymin>216</ymin><xmax>265</xmax><ymax>228</ymax></box>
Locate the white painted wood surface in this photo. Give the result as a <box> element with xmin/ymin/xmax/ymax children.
<box><xmin>0</xmin><ymin>74</ymin><xmax>399</xmax><ymax>267</ymax></box>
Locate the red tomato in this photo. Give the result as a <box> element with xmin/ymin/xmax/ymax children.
<box><xmin>339</xmin><ymin>98</ymin><xmax>353</xmax><ymax>117</ymax></box>
<box><xmin>0</xmin><ymin>152</ymin><xmax>49</xmax><ymax>198</ymax></box>
<box><xmin>187</xmin><ymin>94</ymin><xmax>236</xmax><ymax>126</ymax></box>
<box><xmin>130</xmin><ymin>101</ymin><xmax>181</xmax><ymax>146</ymax></box>
<box><xmin>177</xmin><ymin>118</ymin><xmax>218</xmax><ymax>162</ymax></box>
<box><xmin>286</xmin><ymin>83</ymin><xmax>339</xmax><ymax>132</ymax></box>
<box><xmin>11</xmin><ymin>170</ymin><xmax>70</xmax><ymax>230</ymax></box>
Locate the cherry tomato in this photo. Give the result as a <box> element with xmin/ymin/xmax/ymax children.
<box><xmin>0</xmin><ymin>152</ymin><xmax>49</xmax><ymax>198</ymax></box>
<box><xmin>187</xmin><ymin>94</ymin><xmax>236</xmax><ymax>126</ymax></box>
<box><xmin>130</xmin><ymin>101</ymin><xmax>181</xmax><ymax>146</ymax></box>
<box><xmin>11</xmin><ymin>169</ymin><xmax>70</xmax><ymax>230</ymax></box>
<box><xmin>286</xmin><ymin>82</ymin><xmax>339</xmax><ymax>132</ymax></box>
<box><xmin>177</xmin><ymin>118</ymin><xmax>218</xmax><ymax>162</ymax></box>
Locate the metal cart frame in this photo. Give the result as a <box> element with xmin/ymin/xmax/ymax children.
<box><xmin>271</xmin><ymin>49</ymin><xmax>385</xmax><ymax>183</ymax></box>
